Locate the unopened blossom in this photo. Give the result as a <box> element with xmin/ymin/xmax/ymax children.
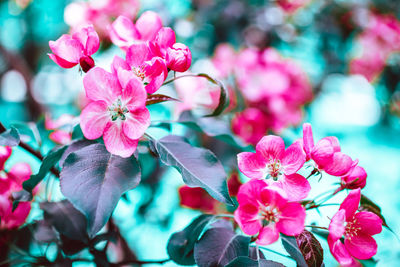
<box><xmin>0</xmin><ymin>148</ymin><xmax>32</xmax><ymax>230</ymax></box>
<box><xmin>48</xmin><ymin>25</ymin><xmax>99</xmax><ymax>72</ymax></box>
<box><xmin>341</xmin><ymin>164</ymin><xmax>367</xmax><ymax>190</ymax></box>
<box><xmin>328</xmin><ymin>189</ymin><xmax>382</xmax><ymax>266</ymax></box>
<box><xmin>234</xmin><ymin>180</ymin><xmax>306</xmax><ymax>245</ymax></box>
<box><xmin>80</xmin><ymin>67</ymin><xmax>150</xmax><ymax>157</ymax></box>
<box><xmin>150</xmin><ymin>27</ymin><xmax>192</xmax><ymax>72</ymax></box>
<box><xmin>111</xmin><ymin>44</ymin><xmax>167</xmax><ymax>94</ymax></box>
<box><xmin>108</xmin><ymin>11</ymin><xmax>162</xmax><ymax>49</ymax></box>
<box><xmin>302</xmin><ymin>123</ymin><xmax>353</xmax><ymax>176</ymax></box>
<box><xmin>237</xmin><ymin>135</ymin><xmax>310</xmax><ymax>201</ymax></box>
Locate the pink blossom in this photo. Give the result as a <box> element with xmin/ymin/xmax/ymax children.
<box><xmin>80</xmin><ymin>67</ymin><xmax>150</xmax><ymax>157</ymax></box>
<box><xmin>341</xmin><ymin>164</ymin><xmax>367</xmax><ymax>190</ymax></box>
<box><xmin>108</xmin><ymin>11</ymin><xmax>162</xmax><ymax>49</ymax></box>
<box><xmin>328</xmin><ymin>189</ymin><xmax>382</xmax><ymax>266</ymax></box>
<box><xmin>111</xmin><ymin>44</ymin><xmax>167</xmax><ymax>94</ymax></box>
<box><xmin>234</xmin><ymin>180</ymin><xmax>306</xmax><ymax>245</ymax></box>
<box><xmin>173</xmin><ymin>72</ymin><xmax>220</xmax><ymax>118</ymax></box>
<box><xmin>0</xmin><ymin>149</ymin><xmax>32</xmax><ymax>230</ymax></box>
<box><xmin>0</xmin><ymin>146</ymin><xmax>12</xmax><ymax>171</ymax></box>
<box><xmin>150</xmin><ymin>27</ymin><xmax>192</xmax><ymax>72</ymax></box>
<box><xmin>237</xmin><ymin>135</ymin><xmax>310</xmax><ymax>201</ymax></box>
<box><xmin>48</xmin><ymin>25</ymin><xmax>99</xmax><ymax>72</ymax></box>
<box><xmin>302</xmin><ymin>123</ymin><xmax>353</xmax><ymax>176</ymax></box>
<box><xmin>231</xmin><ymin>108</ymin><xmax>270</xmax><ymax>145</ymax></box>
<box><xmin>211</xmin><ymin>43</ymin><xmax>236</xmax><ymax>79</ymax></box>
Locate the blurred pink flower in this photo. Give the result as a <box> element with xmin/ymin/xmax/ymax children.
<box><xmin>48</xmin><ymin>25</ymin><xmax>99</xmax><ymax>72</ymax></box>
<box><xmin>234</xmin><ymin>179</ymin><xmax>306</xmax><ymax>245</ymax></box>
<box><xmin>237</xmin><ymin>135</ymin><xmax>309</xmax><ymax>201</ymax></box>
<box><xmin>328</xmin><ymin>189</ymin><xmax>382</xmax><ymax>266</ymax></box>
<box><xmin>45</xmin><ymin>114</ymin><xmax>76</xmax><ymax>145</ymax></box>
<box><xmin>231</xmin><ymin>108</ymin><xmax>270</xmax><ymax>145</ymax></box>
<box><xmin>277</xmin><ymin>0</ymin><xmax>311</xmax><ymax>14</ymax></box>
<box><xmin>80</xmin><ymin>67</ymin><xmax>150</xmax><ymax>157</ymax></box>
<box><xmin>0</xmin><ymin>148</ymin><xmax>32</xmax><ymax>230</ymax></box>
<box><xmin>211</xmin><ymin>43</ymin><xmax>236</xmax><ymax>79</ymax></box>
<box><xmin>108</xmin><ymin>11</ymin><xmax>162</xmax><ymax>49</ymax></box>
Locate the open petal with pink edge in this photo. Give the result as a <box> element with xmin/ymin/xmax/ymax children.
<box><xmin>344</xmin><ymin>233</ymin><xmax>378</xmax><ymax>260</ymax></box>
<box><xmin>302</xmin><ymin>123</ymin><xmax>314</xmax><ymax>160</ymax></box>
<box><xmin>123</xmin><ymin>108</ymin><xmax>151</xmax><ymax>140</ymax></box>
<box><xmin>329</xmin><ymin>209</ymin><xmax>346</xmax><ymax>241</ymax></box>
<box><xmin>256</xmin><ymin>135</ymin><xmax>285</xmax><ymax>161</ymax></box>
<box><xmin>278</xmin><ymin>173</ymin><xmax>310</xmax><ymax>201</ymax></box>
<box><xmin>103</xmin><ymin>123</ymin><xmax>139</xmax><ymax>158</ymax></box>
<box><xmin>236</xmin><ymin>179</ymin><xmax>268</xmax><ymax>205</ymax></box>
<box><xmin>49</xmin><ymin>35</ymin><xmax>83</xmax><ymax>64</ymax></box>
<box><xmin>328</xmin><ymin>237</ymin><xmax>356</xmax><ymax>266</ymax></box>
<box><xmin>257</xmin><ymin>225</ymin><xmax>280</xmax><ymax>245</ymax></box>
<box><xmin>355</xmin><ymin>212</ymin><xmax>383</xmax><ymax>236</ymax></box>
<box><xmin>135</xmin><ymin>11</ymin><xmax>163</xmax><ymax>41</ymax></box>
<box><xmin>234</xmin><ymin>204</ymin><xmax>262</xmax><ymax>236</ymax></box>
<box><xmin>276</xmin><ymin>202</ymin><xmax>305</xmax><ymax>236</ymax></box>
<box><xmin>80</xmin><ymin>101</ymin><xmax>110</xmax><ymax>140</ymax></box>
<box><xmin>282</xmin><ymin>141</ymin><xmax>305</xmax><ymax>175</ymax></box>
<box><xmin>72</xmin><ymin>25</ymin><xmax>99</xmax><ymax>56</ymax></box>
<box><xmin>237</xmin><ymin>152</ymin><xmax>267</xmax><ymax>179</ymax></box>
<box><xmin>339</xmin><ymin>189</ymin><xmax>361</xmax><ymax>220</ymax></box>
<box><xmin>48</xmin><ymin>54</ymin><xmax>77</xmax><ymax>68</ymax></box>
<box><xmin>83</xmin><ymin>67</ymin><xmax>122</xmax><ymax>103</ymax></box>
<box><xmin>324</xmin><ymin>152</ymin><xmax>353</xmax><ymax>176</ymax></box>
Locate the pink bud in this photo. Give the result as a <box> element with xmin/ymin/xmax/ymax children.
<box><xmin>167</xmin><ymin>43</ymin><xmax>192</xmax><ymax>72</ymax></box>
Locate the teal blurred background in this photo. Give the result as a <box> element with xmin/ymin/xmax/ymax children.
<box><xmin>1</xmin><ymin>0</ymin><xmax>400</xmax><ymax>266</ymax></box>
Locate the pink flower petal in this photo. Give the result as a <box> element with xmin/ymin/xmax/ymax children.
<box><xmin>0</xmin><ymin>146</ymin><xmax>12</xmax><ymax>171</ymax></box>
<box><xmin>143</xmin><ymin>57</ymin><xmax>168</xmax><ymax>94</ymax></box>
<box><xmin>103</xmin><ymin>122</ymin><xmax>139</xmax><ymax>158</ymax></box>
<box><xmin>123</xmin><ymin>108</ymin><xmax>150</xmax><ymax>140</ymax></box>
<box><xmin>329</xmin><ymin>209</ymin><xmax>346</xmax><ymax>241</ymax></box>
<box><xmin>311</xmin><ymin>139</ymin><xmax>335</xmax><ymax>168</ymax></box>
<box><xmin>123</xmin><ymin>76</ymin><xmax>147</xmax><ymax>110</ymax></box>
<box><xmin>72</xmin><ymin>25</ymin><xmax>100</xmax><ymax>56</ymax></box>
<box><xmin>234</xmin><ymin>204</ymin><xmax>262</xmax><ymax>236</ymax></box>
<box><xmin>49</xmin><ymin>35</ymin><xmax>83</xmax><ymax>64</ymax></box>
<box><xmin>344</xmin><ymin>233</ymin><xmax>378</xmax><ymax>260</ymax></box>
<box><xmin>48</xmin><ymin>53</ymin><xmax>77</xmax><ymax>68</ymax></box>
<box><xmin>111</xmin><ymin>55</ymin><xmax>130</xmax><ymax>75</ymax></box>
<box><xmin>237</xmin><ymin>152</ymin><xmax>267</xmax><ymax>179</ymax></box>
<box><xmin>328</xmin><ymin>237</ymin><xmax>355</xmax><ymax>266</ymax></box>
<box><xmin>260</xmin><ymin>188</ymin><xmax>288</xmax><ymax>209</ymax></box>
<box><xmin>83</xmin><ymin>67</ymin><xmax>122</xmax><ymax>103</ymax></box>
<box><xmin>324</xmin><ymin>152</ymin><xmax>353</xmax><ymax>176</ymax></box>
<box><xmin>342</xmin><ymin>165</ymin><xmax>367</xmax><ymax>190</ymax></box>
<box><xmin>276</xmin><ymin>202</ymin><xmax>305</xmax><ymax>236</ymax></box>
<box><xmin>256</xmin><ymin>135</ymin><xmax>285</xmax><ymax>161</ymax></box>
<box><xmin>257</xmin><ymin>225</ymin><xmax>280</xmax><ymax>245</ymax></box>
<box><xmin>282</xmin><ymin>141</ymin><xmax>305</xmax><ymax>175</ymax></box>
<box><xmin>339</xmin><ymin>189</ymin><xmax>361</xmax><ymax>221</ymax></box>
<box><xmin>117</xmin><ymin>68</ymin><xmax>136</xmax><ymax>89</ymax></box>
<box><xmin>135</xmin><ymin>11</ymin><xmax>163</xmax><ymax>41</ymax></box>
<box><xmin>302</xmin><ymin>123</ymin><xmax>314</xmax><ymax>160</ymax></box>
<box><xmin>355</xmin><ymin>211</ymin><xmax>383</xmax><ymax>236</ymax></box>
<box><xmin>8</xmin><ymin>163</ymin><xmax>32</xmax><ymax>184</ymax></box>
<box><xmin>236</xmin><ymin>179</ymin><xmax>268</xmax><ymax>205</ymax></box>
<box><xmin>80</xmin><ymin>101</ymin><xmax>110</xmax><ymax>140</ymax></box>
<box><xmin>108</xmin><ymin>15</ymin><xmax>139</xmax><ymax>48</ymax></box>
<box><xmin>126</xmin><ymin>42</ymin><xmax>150</xmax><ymax>67</ymax></box>
<box><xmin>279</xmin><ymin>173</ymin><xmax>310</xmax><ymax>201</ymax></box>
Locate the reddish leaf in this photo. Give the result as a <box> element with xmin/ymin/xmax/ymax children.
<box><xmin>295</xmin><ymin>230</ymin><xmax>324</xmax><ymax>267</ymax></box>
<box><xmin>146</xmin><ymin>94</ymin><xmax>179</xmax><ymax>106</ymax></box>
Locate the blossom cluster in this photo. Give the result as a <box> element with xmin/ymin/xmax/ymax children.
<box><xmin>48</xmin><ymin>11</ymin><xmax>192</xmax><ymax>157</ymax></box>
<box><xmin>350</xmin><ymin>12</ymin><xmax>400</xmax><ymax>82</ymax></box>
<box><xmin>0</xmin><ymin>146</ymin><xmax>32</xmax><ymax>230</ymax></box>
<box><xmin>211</xmin><ymin>44</ymin><xmax>313</xmax><ymax>144</ymax></box>
<box><xmin>233</xmin><ymin>123</ymin><xmax>380</xmax><ymax>265</ymax></box>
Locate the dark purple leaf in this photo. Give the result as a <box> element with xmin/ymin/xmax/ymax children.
<box><xmin>281</xmin><ymin>234</ymin><xmax>308</xmax><ymax>267</ymax></box>
<box><xmin>194</xmin><ymin>227</ymin><xmax>250</xmax><ymax>267</ymax></box>
<box><xmin>225</xmin><ymin>257</ymin><xmax>285</xmax><ymax>267</ymax></box>
<box><xmin>33</xmin><ymin>220</ymin><xmax>57</xmax><ymax>243</ymax></box>
<box><xmin>249</xmin><ymin>246</ymin><xmax>265</xmax><ymax>260</ymax></box>
<box><xmin>59</xmin><ymin>139</ymin><xmax>95</xmax><ymax>167</ymax></box>
<box><xmin>295</xmin><ymin>230</ymin><xmax>324</xmax><ymax>267</ymax></box>
<box><xmin>60</xmin><ymin>143</ymin><xmax>141</xmax><ymax>237</ymax></box>
<box><xmin>40</xmin><ymin>200</ymin><xmax>88</xmax><ymax>241</ymax></box>
<box><xmin>167</xmin><ymin>214</ymin><xmax>215</xmax><ymax>265</ymax></box>
<box><xmin>152</xmin><ymin>135</ymin><xmax>233</xmax><ymax>205</ymax></box>
<box><xmin>146</xmin><ymin>94</ymin><xmax>180</xmax><ymax>106</ymax></box>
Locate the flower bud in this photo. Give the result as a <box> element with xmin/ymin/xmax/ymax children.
<box><xmin>167</xmin><ymin>43</ymin><xmax>192</xmax><ymax>72</ymax></box>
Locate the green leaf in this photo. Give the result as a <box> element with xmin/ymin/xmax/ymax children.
<box><xmin>22</xmin><ymin>145</ymin><xmax>67</xmax><ymax>193</ymax></box>
<box><xmin>0</xmin><ymin>127</ymin><xmax>20</xmax><ymax>146</ymax></box>
<box><xmin>152</xmin><ymin>135</ymin><xmax>234</xmax><ymax>205</ymax></box>
<box><xmin>167</xmin><ymin>214</ymin><xmax>215</xmax><ymax>265</ymax></box>
<box><xmin>60</xmin><ymin>143</ymin><xmax>141</xmax><ymax>237</ymax></box>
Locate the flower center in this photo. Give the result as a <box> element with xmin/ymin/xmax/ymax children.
<box><xmin>344</xmin><ymin>217</ymin><xmax>361</xmax><ymax>240</ymax></box>
<box><xmin>265</xmin><ymin>159</ymin><xmax>283</xmax><ymax>181</ymax></box>
<box><xmin>259</xmin><ymin>205</ymin><xmax>280</xmax><ymax>226</ymax></box>
<box><xmin>132</xmin><ymin>65</ymin><xmax>146</xmax><ymax>81</ymax></box>
<box><xmin>108</xmin><ymin>98</ymin><xmax>129</xmax><ymax>121</ymax></box>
